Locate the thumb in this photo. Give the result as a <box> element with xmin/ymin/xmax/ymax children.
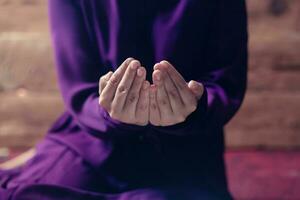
<box><xmin>188</xmin><ymin>80</ymin><xmax>204</xmax><ymax>100</ymax></box>
<box><xmin>99</xmin><ymin>71</ymin><xmax>113</xmax><ymax>95</ymax></box>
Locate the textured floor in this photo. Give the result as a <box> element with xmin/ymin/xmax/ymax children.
<box><xmin>1</xmin><ymin>150</ymin><xmax>300</xmax><ymax>200</ymax></box>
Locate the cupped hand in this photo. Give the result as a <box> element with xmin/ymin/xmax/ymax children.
<box><xmin>98</xmin><ymin>58</ymin><xmax>204</xmax><ymax>127</ymax></box>
<box><xmin>149</xmin><ymin>61</ymin><xmax>204</xmax><ymax>126</ymax></box>
<box><xmin>98</xmin><ymin>58</ymin><xmax>150</xmax><ymax>126</ymax></box>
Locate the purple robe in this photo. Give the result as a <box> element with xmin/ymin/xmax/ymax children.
<box><xmin>0</xmin><ymin>0</ymin><xmax>248</xmax><ymax>199</ymax></box>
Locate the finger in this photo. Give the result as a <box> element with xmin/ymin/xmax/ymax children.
<box><xmin>124</xmin><ymin>66</ymin><xmax>146</xmax><ymax>114</ymax></box>
<box><xmin>154</xmin><ymin>63</ymin><xmax>183</xmax><ymax>113</ymax></box>
<box><xmin>149</xmin><ymin>85</ymin><xmax>161</xmax><ymax>126</ymax></box>
<box><xmin>100</xmin><ymin>57</ymin><xmax>135</xmax><ymax>104</ymax></box>
<box><xmin>112</xmin><ymin>60</ymin><xmax>141</xmax><ymax>112</ymax></box>
<box><xmin>159</xmin><ymin>60</ymin><xmax>196</xmax><ymax>106</ymax></box>
<box><xmin>136</xmin><ymin>80</ymin><xmax>150</xmax><ymax>125</ymax></box>
<box><xmin>99</xmin><ymin>71</ymin><xmax>113</xmax><ymax>95</ymax></box>
<box><xmin>154</xmin><ymin>60</ymin><xmax>187</xmax><ymax>90</ymax></box>
<box><xmin>152</xmin><ymin>69</ymin><xmax>173</xmax><ymax>125</ymax></box>
<box><xmin>188</xmin><ymin>80</ymin><xmax>204</xmax><ymax>100</ymax></box>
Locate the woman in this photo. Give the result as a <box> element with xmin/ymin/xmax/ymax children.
<box><xmin>0</xmin><ymin>0</ymin><xmax>248</xmax><ymax>199</ymax></box>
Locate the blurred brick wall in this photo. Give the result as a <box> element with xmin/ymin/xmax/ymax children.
<box><xmin>225</xmin><ymin>0</ymin><xmax>300</xmax><ymax>149</ymax></box>
<box><xmin>0</xmin><ymin>0</ymin><xmax>299</xmax><ymax>149</ymax></box>
<box><xmin>0</xmin><ymin>0</ymin><xmax>62</xmax><ymax>148</ymax></box>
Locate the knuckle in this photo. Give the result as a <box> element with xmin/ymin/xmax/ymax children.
<box><xmin>138</xmin><ymin>103</ymin><xmax>147</xmax><ymax>111</ymax></box>
<box><xmin>168</xmin><ymin>89</ymin><xmax>178</xmax><ymax>98</ymax></box>
<box><xmin>158</xmin><ymin>99</ymin><xmax>168</xmax><ymax>106</ymax></box>
<box><xmin>117</xmin><ymin>85</ymin><xmax>127</xmax><ymax>94</ymax></box>
<box><xmin>109</xmin><ymin>75</ymin><xmax>119</xmax><ymax>85</ymax></box>
<box><xmin>127</xmin><ymin>93</ymin><xmax>137</xmax><ymax>103</ymax></box>
<box><xmin>151</xmin><ymin>103</ymin><xmax>158</xmax><ymax>110</ymax></box>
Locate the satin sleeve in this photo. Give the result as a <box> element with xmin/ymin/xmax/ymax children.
<box><xmin>151</xmin><ymin>0</ymin><xmax>248</xmax><ymax>136</ymax></box>
<box><xmin>48</xmin><ymin>0</ymin><xmax>145</xmax><ymax>139</ymax></box>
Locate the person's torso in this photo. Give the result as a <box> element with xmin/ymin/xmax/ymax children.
<box><xmin>47</xmin><ymin>0</ymin><xmax>227</xmax><ymax>193</ymax></box>
<box><xmin>79</xmin><ymin>0</ymin><xmax>218</xmax><ymax>81</ymax></box>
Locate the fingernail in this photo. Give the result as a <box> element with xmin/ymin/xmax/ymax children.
<box><xmin>160</xmin><ymin>60</ymin><xmax>168</xmax><ymax>65</ymax></box>
<box><xmin>192</xmin><ymin>83</ymin><xmax>198</xmax><ymax>89</ymax></box>
<box><xmin>194</xmin><ymin>82</ymin><xmax>202</xmax><ymax>89</ymax></box>
<box><xmin>153</xmin><ymin>63</ymin><xmax>160</xmax><ymax>70</ymax></box>
<box><xmin>130</xmin><ymin>61</ymin><xmax>139</xmax><ymax>70</ymax></box>
<box><xmin>137</xmin><ymin>68</ymin><xmax>144</xmax><ymax>76</ymax></box>
<box><xmin>126</xmin><ymin>57</ymin><xmax>134</xmax><ymax>63</ymax></box>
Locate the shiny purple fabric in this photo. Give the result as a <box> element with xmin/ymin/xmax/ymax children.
<box><xmin>0</xmin><ymin>0</ymin><xmax>248</xmax><ymax>199</ymax></box>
